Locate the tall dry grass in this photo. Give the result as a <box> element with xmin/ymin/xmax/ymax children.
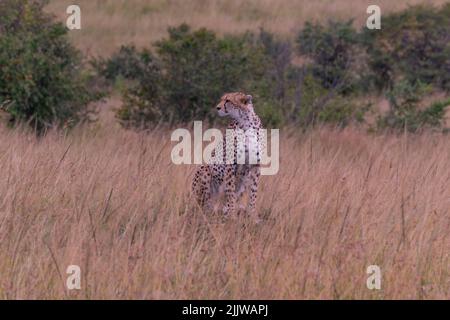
<box><xmin>0</xmin><ymin>124</ymin><xmax>448</xmax><ymax>299</ymax></box>
<box><xmin>46</xmin><ymin>0</ymin><xmax>448</xmax><ymax>55</ymax></box>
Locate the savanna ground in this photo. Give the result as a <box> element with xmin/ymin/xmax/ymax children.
<box><xmin>0</xmin><ymin>0</ymin><xmax>448</xmax><ymax>299</ymax></box>
<box><xmin>0</xmin><ymin>125</ymin><xmax>448</xmax><ymax>299</ymax></box>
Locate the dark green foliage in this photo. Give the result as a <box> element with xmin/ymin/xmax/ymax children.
<box><xmin>417</xmin><ymin>99</ymin><xmax>450</xmax><ymax>128</ymax></box>
<box><xmin>0</xmin><ymin>0</ymin><xmax>101</xmax><ymax>134</ymax></box>
<box><xmin>378</xmin><ymin>80</ymin><xmax>449</xmax><ymax>132</ymax></box>
<box><xmin>292</xmin><ymin>73</ymin><xmax>358</xmax><ymax>127</ymax></box>
<box><xmin>116</xmin><ymin>24</ymin><xmax>269</xmax><ymax>127</ymax></box>
<box><xmin>106</xmin><ymin>4</ymin><xmax>450</xmax><ymax>132</ymax></box>
<box><xmin>154</xmin><ymin>24</ymin><xmax>265</xmax><ymax>123</ymax></box>
<box><xmin>256</xmin><ymin>29</ymin><xmax>292</xmax><ymax>104</ymax></box>
<box><xmin>294</xmin><ymin>20</ymin><xmax>364</xmax><ymax>127</ymax></box>
<box><xmin>297</xmin><ymin>20</ymin><xmax>360</xmax><ymax>93</ymax></box>
<box><xmin>115</xmin><ymin>51</ymin><xmax>162</xmax><ymax>128</ymax></box>
<box><xmin>362</xmin><ymin>4</ymin><xmax>450</xmax><ymax>91</ymax></box>
<box><xmin>92</xmin><ymin>45</ymin><xmax>162</xmax><ymax>128</ymax></box>
<box><xmin>248</xmin><ymin>29</ymin><xmax>291</xmax><ymax>127</ymax></box>
<box><xmin>93</xmin><ymin>45</ymin><xmax>155</xmax><ymax>82</ymax></box>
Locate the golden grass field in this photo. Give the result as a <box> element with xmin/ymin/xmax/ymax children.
<box><xmin>0</xmin><ymin>124</ymin><xmax>448</xmax><ymax>299</ymax></box>
<box><xmin>46</xmin><ymin>0</ymin><xmax>448</xmax><ymax>56</ymax></box>
<box><xmin>0</xmin><ymin>0</ymin><xmax>448</xmax><ymax>300</ymax></box>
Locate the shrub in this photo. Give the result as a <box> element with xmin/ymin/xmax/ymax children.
<box><xmin>93</xmin><ymin>45</ymin><xmax>162</xmax><ymax>128</ymax></box>
<box><xmin>293</xmin><ymin>73</ymin><xmax>359</xmax><ymax>127</ymax></box>
<box><xmin>255</xmin><ymin>29</ymin><xmax>293</xmax><ymax>104</ymax></box>
<box><xmin>297</xmin><ymin>20</ymin><xmax>360</xmax><ymax>94</ymax></box>
<box><xmin>110</xmin><ymin>8</ymin><xmax>449</xmax><ymax>131</ymax></box>
<box><xmin>416</xmin><ymin>99</ymin><xmax>450</xmax><ymax>129</ymax></box>
<box><xmin>378</xmin><ymin>80</ymin><xmax>449</xmax><ymax>132</ymax></box>
<box><xmin>157</xmin><ymin>24</ymin><xmax>266</xmax><ymax>123</ymax></box>
<box><xmin>116</xmin><ymin>24</ymin><xmax>268</xmax><ymax>127</ymax></box>
<box><xmin>0</xmin><ymin>0</ymin><xmax>100</xmax><ymax>134</ymax></box>
<box><xmin>115</xmin><ymin>52</ymin><xmax>161</xmax><ymax>128</ymax></box>
<box><xmin>112</xmin><ymin>24</ymin><xmax>369</xmax><ymax>129</ymax></box>
<box><xmin>247</xmin><ymin>29</ymin><xmax>292</xmax><ymax>128</ymax></box>
<box><xmin>362</xmin><ymin>4</ymin><xmax>450</xmax><ymax>91</ymax></box>
<box><xmin>92</xmin><ymin>45</ymin><xmax>156</xmax><ymax>84</ymax></box>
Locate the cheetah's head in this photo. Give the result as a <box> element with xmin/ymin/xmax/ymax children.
<box><xmin>216</xmin><ymin>92</ymin><xmax>253</xmax><ymax>119</ymax></box>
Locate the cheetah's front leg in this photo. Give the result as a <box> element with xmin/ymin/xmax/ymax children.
<box><xmin>192</xmin><ymin>166</ymin><xmax>214</xmax><ymax>212</ymax></box>
<box><xmin>247</xmin><ymin>166</ymin><xmax>261</xmax><ymax>222</ymax></box>
<box><xmin>223</xmin><ymin>165</ymin><xmax>237</xmax><ymax>217</ymax></box>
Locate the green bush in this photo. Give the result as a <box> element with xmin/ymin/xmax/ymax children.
<box><xmin>110</xmin><ymin>4</ymin><xmax>450</xmax><ymax>132</ymax></box>
<box><xmin>417</xmin><ymin>99</ymin><xmax>450</xmax><ymax>128</ymax></box>
<box><xmin>92</xmin><ymin>45</ymin><xmax>162</xmax><ymax>128</ymax></box>
<box><xmin>0</xmin><ymin>0</ymin><xmax>100</xmax><ymax>134</ymax></box>
<box><xmin>156</xmin><ymin>24</ymin><xmax>261</xmax><ymax>123</ymax></box>
<box><xmin>293</xmin><ymin>74</ymin><xmax>359</xmax><ymax>127</ymax></box>
<box><xmin>116</xmin><ymin>24</ymin><xmax>267</xmax><ymax>127</ymax></box>
<box><xmin>92</xmin><ymin>45</ymin><xmax>156</xmax><ymax>84</ymax></box>
<box><xmin>297</xmin><ymin>20</ymin><xmax>360</xmax><ymax>94</ymax></box>
<box><xmin>255</xmin><ymin>29</ymin><xmax>292</xmax><ymax>103</ymax></box>
<box><xmin>247</xmin><ymin>29</ymin><xmax>293</xmax><ymax>127</ymax></box>
<box><xmin>378</xmin><ymin>80</ymin><xmax>449</xmax><ymax>132</ymax></box>
<box><xmin>113</xmin><ymin>25</ymin><xmax>367</xmax><ymax>129</ymax></box>
<box><xmin>362</xmin><ymin>4</ymin><xmax>450</xmax><ymax>91</ymax></box>
<box><xmin>115</xmin><ymin>52</ymin><xmax>161</xmax><ymax>129</ymax></box>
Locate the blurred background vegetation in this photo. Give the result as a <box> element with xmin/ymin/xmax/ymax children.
<box><xmin>1</xmin><ymin>0</ymin><xmax>449</xmax><ymax>134</ymax></box>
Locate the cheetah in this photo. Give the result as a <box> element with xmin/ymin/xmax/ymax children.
<box><xmin>192</xmin><ymin>92</ymin><xmax>263</xmax><ymax>220</ymax></box>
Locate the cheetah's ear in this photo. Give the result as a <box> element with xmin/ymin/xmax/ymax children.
<box><xmin>245</xmin><ymin>95</ymin><xmax>253</xmax><ymax>105</ymax></box>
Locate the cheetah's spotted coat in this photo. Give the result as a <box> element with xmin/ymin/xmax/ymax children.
<box><xmin>192</xmin><ymin>92</ymin><xmax>263</xmax><ymax>220</ymax></box>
